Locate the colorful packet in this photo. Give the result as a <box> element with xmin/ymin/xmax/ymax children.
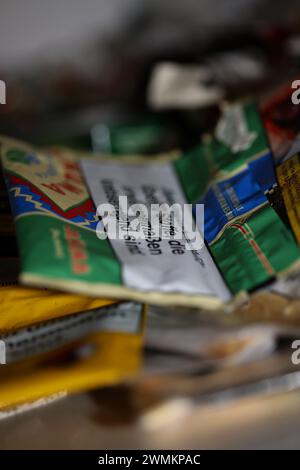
<box><xmin>2</xmin><ymin>100</ymin><xmax>300</xmax><ymax>304</ymax></box>
<box><xmin>0</xmin><ymin>303</ymin><xmax>145</xmax><ymax>410</ymax></box>
<box><xmin>207</xmin><ymin>101</ymin><xmax>272</xmax><ymax>174</ymax></box>
<box><xmin>0</xmin><ymin>284</ymin><xmax>118</xmax><ymax>333</ymax></box>
<box><xmin>82</xmin><ymin>103</ymin><xmax>280</xmax><ymax>301</ymax></box>
<box><xmin>209</xmin><ymin>205</ymin><xmax>300</xmax><ymax>293</ymax></box>
<box><xmin>1</xmin><ymin>136</ymin><xmax>231</xmax><ymax>309</ymax></box>
<box><xmin>276</xmin><ymin>153</ymin><xmax>300</xmax><ymax>246</ymax></box>
<box><xmin>1</xmin><ymin>300</ymin><xmax>143</xmax><ymax>363</ymax></box>
<box><xmin>174</xmin><ymin>102</ymin><xmax>300</xmax><ymax>293</ymax></box>
<box><xmin>175</xmin><ymin>102</ymin><xmax>275</xmax><ymax>204</ymax></box>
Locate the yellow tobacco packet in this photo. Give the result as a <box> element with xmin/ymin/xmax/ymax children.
<box><xmin>277</xmin><ymin>153</ymin><xmax>300</xmax><ymax>246</ymax></box>
<box><xmin>0</xmin><ymin>283</ymin><xmax>118</xmax><ymax>333</ymax></box>
<box><xmin>0</xmin><ymin>302</ymin><xmax>145</xmax><ymax>410</ymax></box>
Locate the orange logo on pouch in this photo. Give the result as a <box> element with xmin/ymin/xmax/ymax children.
<box><xmin>41</xmin><ymin>160</ymin><xmax>83</xmax><ymax>196</ymax></box>
<box><xmin>64</xmin><ymin>225</ymin><xmax>90</xmax><ymax>275</ymax></box>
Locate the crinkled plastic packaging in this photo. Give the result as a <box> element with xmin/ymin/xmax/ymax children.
<box><xmin>0</xmin><ymin>301</ymin><xmax>145</xmax><ymax>410</ymax></box>
<box><xmin>0</xmin><ymin>136</ymin><xmax>231</xmax><ymax>309</ymax></box>
<box><xmin>0</xmin><ymin>283</ymin><xmax>117</xmax><ymax>333</ymax></box>
<box><xmin>2</xmin><ymin>99</ymin><xmax>300</xmax><ymax>309</ymax></box>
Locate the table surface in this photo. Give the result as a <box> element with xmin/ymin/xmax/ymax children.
<box><xmin>1</xmin><ymin>388</ymin><xmax>300</xmax><ymax>449</ymax></box>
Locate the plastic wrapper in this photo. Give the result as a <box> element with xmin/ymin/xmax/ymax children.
<box><xmin>1</xmin><ymin>136</ymin><xmax>231</xmax><ymax>309</ymax></box>
<box><xmin>0</xmin><ymin>283</ymin><xmax>119</xmax><ymax>333</ymax></box>
<box><xmin>1</xmin><ymin>300</ymin><xmax>144</xmax><ymax>363</ymax></box>
<box><xmin>3</xmin><ymin>98</ymin><xmax>300</xmax><ymax>309</ymax></box>
<box><xmin>175</xmin><ymin>102</ymin><xmax>300</xmax><ymax>293</ymax></box>
<box><xmin>0</xmin><ymin>167</ymin><xmax>19</xmax><ymax>283</ymax></box>
<box><xmin>147</xmin><ymin>52</ymin><xmax>268</xmax><ymax>110</ymax></box>
<box><xmin>0</xmin><ymin>302</ymin><xmax>145</xmax><ymax>410</ymax></box>
<box><xmin>147</xmin><ymin>62</ymin><xmax>224</xmax><ymax>110</ymax></box>
<box><xmin>146</xmin><ymin>306</ymin><xmax>276</xmax><ymax>366</ymax></box>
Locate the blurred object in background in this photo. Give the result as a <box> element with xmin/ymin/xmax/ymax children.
<box><xmin>1</xmin><ymin>0</ymin><xmax>300</xmax><ymax>148</ymax></box>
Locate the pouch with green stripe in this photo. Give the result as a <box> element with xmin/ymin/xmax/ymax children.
<box><xmin>2</xmin><ymin>102</ymin><xmax>300</xmax><ymax>308</ymax></box>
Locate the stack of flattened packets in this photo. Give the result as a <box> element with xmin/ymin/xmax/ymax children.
<box><xmin>2</xmin><ymin>76</ymin><xmax>300</xmax><ymax>416</ymax></box>
<box><xmin>0</xmin><ymin>147</ymin><xmax>145</xmax><ymax>412</ymax></box>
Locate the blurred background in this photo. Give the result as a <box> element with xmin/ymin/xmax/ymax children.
<box><xmin>1</xmin><ymin>0</ymin><xmax>300</xmax><ymax>149</ymax></box>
